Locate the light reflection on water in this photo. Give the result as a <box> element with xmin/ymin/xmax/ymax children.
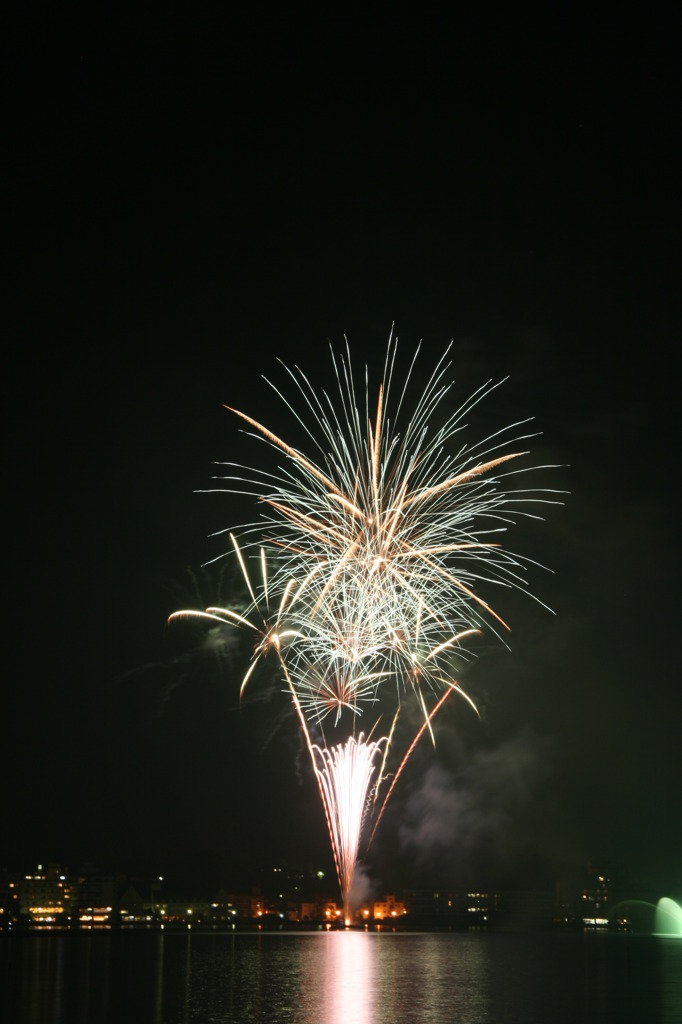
<box><xmin>2</xmin><ymin>928</ymin><xmax>682</xmax><ymax>1024</ymax></box>
<box><xmin>179</xmin><ymin>931</ymin><xmax>490</xmax><ymax>1024</ymax></box>
<box><xmin>311</xmin><ymin>930</ymin><xmax>376</xmax><ymax>1024</ymax></box>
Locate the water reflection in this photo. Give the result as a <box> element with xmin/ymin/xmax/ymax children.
<box><xmin>659</xmin><ymin>938</ymin><xmax>682</xmax><ymax>1023</ymax></box>
<box><xmin>377</xmin><ymin>934</ymin><xmax>490</xmax><ymax>1023</ymax></box>
<box><xmin>153</xmin><ymin>934</ymin><xmax>164</xmax><ymax>1024</ymax></box>
<box><xmin>296</xmin><ymin>932</ymin><xmax>489</xmax><ymax>1024</ymax></box>
<box><xmin>322</xmin><ymin>931</ymin><xmax>376</xmax><ymax>1024</ymax></box>
<box><xmin>3</xmin><ymin>928</ymin><xmax>682</xmax><ymax>1023</ymax></box>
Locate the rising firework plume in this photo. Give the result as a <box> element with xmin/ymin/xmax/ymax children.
<box><xmin>171</xmin><ymin>334</ymin><xmax>559</xmax><ymax>918</ymax></box>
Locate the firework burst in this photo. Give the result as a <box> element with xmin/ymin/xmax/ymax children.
<box><xmin>172</xmin><ymin>334</ymin><xmax>559</xmax><ymax>916</ymax></box>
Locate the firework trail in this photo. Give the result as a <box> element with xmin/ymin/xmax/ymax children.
<box><xmin>172</xmin><ymin>334</ymin><xmax>558</xmax><ymax>916</ymax></box>
<box><xmin>314</xmin><ymin>735</ymin><xmax>385</xmax><ymax>923</ymax></box>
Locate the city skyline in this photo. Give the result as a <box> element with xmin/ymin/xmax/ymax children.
<box><xmin>4</xmin><ymin>854</ymin><xmax>660</xmax><ymax>933</ymax></box>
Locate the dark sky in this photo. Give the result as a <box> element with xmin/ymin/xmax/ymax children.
<box><xmin>5</xmin><ymin>10</ymin><xmax>680</xmax><ymax>895</ymax></box>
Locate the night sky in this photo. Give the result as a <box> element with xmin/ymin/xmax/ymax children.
<box><xmin>5</xmin><ymin>10</ymin><xmax>680</xmax><ymax>894</ymax></box>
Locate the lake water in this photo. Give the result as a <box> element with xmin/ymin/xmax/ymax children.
<box><xmin>2</xmin><ymin>929</ymin><xmax>681</xmax><ymax>1023</ymax></box>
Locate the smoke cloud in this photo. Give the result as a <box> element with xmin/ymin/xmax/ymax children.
<box><xmin>348</xmin><ymin>863</ymin><xmax>375</xmax><ymax>913</ymax></box>
<box><xmin>394</xmin><ymin>726</ymin><xmax>553</xmax><ymax>881</ymax></box>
